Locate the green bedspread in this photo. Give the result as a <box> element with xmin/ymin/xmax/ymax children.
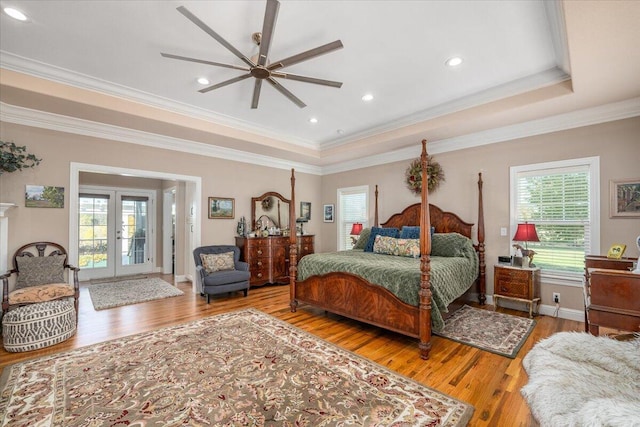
<box><xmin>297</xmin><ymin>233</ymin><xmax>479</xmax><ymax>331</ymax></box>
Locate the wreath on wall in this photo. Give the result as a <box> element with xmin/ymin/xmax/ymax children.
<box><xmin>405</xmin><ymin>156</ymin><xmax>445</xmax><ymax>195</ymax></box>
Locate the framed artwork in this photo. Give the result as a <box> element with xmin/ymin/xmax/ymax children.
<box><xmin>300</xmin><ymin>201</ymin><xmax>311</xmax><ymax>220</ymax></box>
<box><xmin>208</xmin><ymin>197</ymin><xmax>235</xmax><ymax>219</ymax></box>
<box><xmin>25</xmin><ymin>185</ymin><xmax>64</xmax><ymax>208</ymax></box>
<box><xmin>323</xmin><ymin>204</ymin><xmax>334</xmax><ymax>223</ymax></box>
<box><xmin>610</xmin><ymin>178</ymin><xmax>640</xmax><ymax>218</ymax></box>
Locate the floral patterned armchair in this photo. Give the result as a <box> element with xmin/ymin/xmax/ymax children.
<box><xmin>1</xmin><ymin>242</ymin><xmax>79</xmax><ymax>322</ymax></box>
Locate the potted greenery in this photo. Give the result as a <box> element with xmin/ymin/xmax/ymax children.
<box><xmin>0</xmin><ymin>141</ymin><xmax>41</xmax><ymax>175</ymax></box>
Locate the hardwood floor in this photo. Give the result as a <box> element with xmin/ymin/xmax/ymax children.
<box><xmin>0</xmin><ymin>275</ymin><xmax>585</xmax><ymax>426</ymax></box>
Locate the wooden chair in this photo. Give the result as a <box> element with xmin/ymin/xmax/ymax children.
<box><xmin>1</xmin><ymin>242</ymin><xmax>80</xmax><ymax>322</ymax></box>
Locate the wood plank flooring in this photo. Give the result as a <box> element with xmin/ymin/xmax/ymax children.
<box><xmin>0</xmin><ymin>275</ymin><xmax>585</xmax><ymax>426</ymax></box>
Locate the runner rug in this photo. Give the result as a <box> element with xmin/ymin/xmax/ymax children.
<box><xmin>435</xmin><ymin>305</ymin><xmax>536</xmax><ymax>358</ymax></box>
<box><xmin>87</xmin><ymin>277</ymin><xmax>183</xmax><ymax>310</ymax></box>
<box><xmin>0</xmin><ymin>308</ymin><xmax>474</xmax><ymax>426</ymax></box>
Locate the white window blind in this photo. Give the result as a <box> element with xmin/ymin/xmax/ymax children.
<box><xmin>337</xmin><ymin>186</ymin><xmax>369</xmax><ymax>250</ymax></box>
<box><xmin>511</xmin><ymin>157</ymin><xmax>600</xmax><ymax>279</ymax></box>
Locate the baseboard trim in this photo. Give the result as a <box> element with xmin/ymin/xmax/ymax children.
<box><xmin>469</xmin><ymin>294</ymin><xmax>584</xmax><ymax>323</ymax></box>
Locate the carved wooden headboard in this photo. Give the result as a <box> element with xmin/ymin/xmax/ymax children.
<box><xmin>379</xmin><ymin>204</ymin><xmax>474</xmax><ymax>239</ymax></box>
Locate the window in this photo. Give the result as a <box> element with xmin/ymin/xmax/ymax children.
<box><xmin>337</xmin><ymin>185</ymin><xmax>369</xmax><ymax>250</ymax></box>
<box><xmin>510</xmin><ymin>157</ymin><xmax>600</xmax><ymax>282</ymax></box>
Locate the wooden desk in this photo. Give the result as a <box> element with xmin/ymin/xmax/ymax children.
<box><xmin>585</xmin><ymin>268</ymin><xmax>640</xmax><ymax>336</ymax></box>
<box><xmin>583</xmin><ymin>255</ymin><xmax>636</xmax><ymax>332</ymax></box>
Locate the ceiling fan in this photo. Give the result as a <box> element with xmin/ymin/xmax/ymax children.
<box><xmin>161</xmin><ymin>0</ymin><xmax>344</xmax><ymax>109</ymax></box>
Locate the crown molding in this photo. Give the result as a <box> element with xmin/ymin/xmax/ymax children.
<box><xmin>320</xmin><ymin>97</ymin><xmax>640</xmax><ymax>175</ymax></box>
<box><xmin>2</xmin><ymin>96</ymin><xmax>638</xmax><ymax>177</ymax></box>
<box><xmin>320</xmin><ymin>67</ymin><xmax>571</xmax><ymax>149</ymax></box>
<box><xmin>0</xmin><ymin>102</ymin><xmax>322</xmax><ymax>176</ymax></box>
<box><xmin>0</xmin><ymin>51</ymin><xmax>318</xmax><ymax>151</ymax></box>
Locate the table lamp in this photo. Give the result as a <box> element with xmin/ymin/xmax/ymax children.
<box><xmin>513</xmin><ymin>222</ymin><xmax>540</xmax><ymax>267</ymax></box>
<box><xmin>296</xmin><ymin>217</ymin><xmax>308</xmax><ymax>235</ymax></box>
<box><xmin>350</xmin><ymin>222</ymin><xmax>363</xmax><ymax>245</ymax></box>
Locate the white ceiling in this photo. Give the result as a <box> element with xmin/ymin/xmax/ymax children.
<box><xmin>1</xmin><ymin>1</ymin><xmax>639</xmax><ymax>170</ymax></box>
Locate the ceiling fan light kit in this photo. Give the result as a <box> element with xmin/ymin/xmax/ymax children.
<box><xmin>161</xmin><ymin>0</ymin><xmax>343</xmax><ymax>109</ymax></box>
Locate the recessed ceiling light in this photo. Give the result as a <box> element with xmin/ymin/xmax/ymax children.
<box><xmin>309</xmin><ymin>117</ymin><xmax>318</xmax><ymax>124</ymax></box>
<box><xmin>197</xmin><ymin>77</ymin><xmax>210</xmax><ymax>85</ymax></box>
<box><xmin>3</xmin><ymin>7</ymin><xmax>28</xmax><ymax>21</ymax></box>
<box><xmin>337</xmin><ymin>129</ymin><xmax>345</xmax><ymax>135</ymax></box>
<box><xmin>445</xmin><ymin>56</ymin><xmax>463</xmax><ymax>67</ymax></box>
<box><xmin>361</xmin><ymin>93</ymin><xmax>374</xmax><ymax>102</ymax></box>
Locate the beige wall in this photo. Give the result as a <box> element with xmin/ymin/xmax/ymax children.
<box><xmin>1</xmin><ymin>117</ymin><xmax>639</xmax><ymax>312</ymax></box>
<box><xmin>320</xmin><ymin>117</ymin><xmax>640</xmax><ymax>311</ymax></box>
<box><xmin>0</xmin><ymin>122</ymin><xmax>322</xmax><ymax>281</ymax></box>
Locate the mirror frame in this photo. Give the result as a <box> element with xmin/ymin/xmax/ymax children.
<box><xmin>251</xmin><ymin>191</ymin><xmax>291</xmax><ymax>231</ymax></box>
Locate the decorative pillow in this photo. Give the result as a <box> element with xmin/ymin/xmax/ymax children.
<box><xmin>16</xmin><ymin>255</ymin><xmax>66</xmax><ymax>289</ymax></box>
<box><xmin>200</xmin><ymin>252</ymin><xmax>235</xmax><ymax>273</ymax></box>
<box><xmin>399</xmin><ymin>226</ymin><xmax>436</xmax><ymax>239</ymax></box>
<box><xmin>353</xmin><ymin>228</ymin><xmax>371</xmax><ymax>250</ymax></box>
<box><xmin>373</xmin><ymin>236</ymin><xmax>421</xmax><ymax>258</ymax></box>
<box><xmin>431</xmin><ymin>233</ymin><xmax>470</xmax><ymax>257</ymax></box>
<box><xmin>364</xmin><ymin>227</ymin><xmax>399</xmax><ymax>252</ymax></box>
<box><xmin>9</xmin><ymin>283</ymin><xmax>74</xmax><ymax>304</ymax></box>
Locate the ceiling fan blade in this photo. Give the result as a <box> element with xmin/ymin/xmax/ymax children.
<box><xmin>251</xmin><ymin>79</ymin><xmax>263</xmax><ymax>109</ymax></box>
<box><xmin>272</xmin><ymin>72</ymin><xmax>343</xmax><ymax>88</ymax></box>
<box><xmin>258</xmin><ymin>0</ymin><xmax>280</xmax><ymax>67</ymax></box>
<box><xmin>268</xmin><ymin>40</ymin><xmax>344</xmax><ymax>71</ymax></box>
<box><xmin>266</xmin><ymin>78</ymin><xmax>306</xmax><ymax>108</ymax></box>
<box><xmin>199</xmin><ymin>73</ymin><xmax>252</xmax><ymax>93</ymax></box>
<box><xmin>177</xmin><ymin>6</ymin><xmax>255</xmax><ymax>67</ymax></box>
<box><xmin>161</xmin><ymin>53</ymin><xmax>250</xmax><ymax>72</ymax></box>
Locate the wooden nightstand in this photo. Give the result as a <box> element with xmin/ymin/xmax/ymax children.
<box><xmin>494</xmin><ymin>264</ymin><xmax>541</xmax><ymax>318</ymax></box>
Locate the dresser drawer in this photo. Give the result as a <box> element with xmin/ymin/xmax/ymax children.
<box><xmin>495</xmin><ymin>267</ymin><xmax>529</xmax><ymax>283</ymax></box>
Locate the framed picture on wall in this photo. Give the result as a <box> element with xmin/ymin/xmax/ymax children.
<box><xmin>300</xmin><ymin>201</ymin><xmax>311</xmax><ymax>220</ymax></box>
<box><xmin>208</xmin><ymin>197</ymin><xmax>235</xmax><ymax>219</ymax></box>
<box><xmin>25</xmin><ymin>185</ymin><xmax>65</xmax><ymax>208</ymax></box>
<box><xmin>323</xmin><ymin>204</ymin><xmax>334</xmax><ymax>223</ymax></box>
<box><xmin>610</xmin><ymin>178</ymin><xmax>640</xmax><ymax>218</ymax></box>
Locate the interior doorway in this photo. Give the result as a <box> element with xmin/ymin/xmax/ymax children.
<box><xmin>69</xmin><ymin>163</ymin><xmax>202</xmax><ymax>293</ymax></box>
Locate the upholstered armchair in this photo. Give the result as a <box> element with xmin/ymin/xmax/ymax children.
<box><xmin>1</xmin><ymin>242</ymin><xmax>80</xmax><ymax>322</ymax></box>
<box><xmin>193</xmin><ymin>245</ymin><xmax>250</xmax><ymax>303</ymax></box>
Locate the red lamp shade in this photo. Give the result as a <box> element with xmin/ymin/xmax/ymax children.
<box><xmin>350</xmin><ymin>223</ymin><xmax>363</xmax><ymax>235</ymax></box>
<box><xmin>512</xmin><ymin>223</ymin><xmax>539</xmax><ymax>242</ymax></box>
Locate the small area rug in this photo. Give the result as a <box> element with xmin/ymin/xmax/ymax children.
<box><xmin>87</xmin><ymin>277</ymin><xmax>183</xmax><ymax>310</ymax></box>
<box><xmin>435</xmin><ymin>305</ymin><xmax>535</xmax><ymax>358</ymax></box>
<box><xmin>521</xmin><ymin>332</ymin><xmax>640</xmax><ymax>426</ymax></box>
<box><xmin>0</xmin><ymin>308</ymin><xmax>474</xmax><ymax>426</ymax></box>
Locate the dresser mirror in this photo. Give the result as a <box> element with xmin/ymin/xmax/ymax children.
<box><xmin>251</xmin><ymin>192</ymin><xmax>290</xmax><ymax>233</ymax></box>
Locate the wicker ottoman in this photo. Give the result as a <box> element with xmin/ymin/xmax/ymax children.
<box><xmin>2</xmin><ymin>299</ymin><xmax>77</xmax><ymax>352</ymax></box>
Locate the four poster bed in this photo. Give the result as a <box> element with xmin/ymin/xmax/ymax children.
<box><xmin>287</xmin><ymin>139</ymin><xmax>486</xmax><ymax>359</ymax></box>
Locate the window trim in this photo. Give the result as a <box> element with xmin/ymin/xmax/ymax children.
<box><xmin>510</xmin><ymin>156</ymin><xmax>600</xmax><ymax>285</ymax></box>
<box><xmin>336</xmin><ymin>185</ymin><xmax>369</xmax><ymax>251</ymax></box>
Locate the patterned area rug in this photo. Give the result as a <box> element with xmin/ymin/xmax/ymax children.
<box><xmin>0</xmin><ymin>308</ymin><xmax>474</xmax><ymax>426</ymax></box>
<box><xmin>87</xmin><ymin>277</ymin><xmax>183</xmax><ymax>310</ymax></box>
<box><xmin>435</xmin><ymin>305</ymin><xmax>536</xmax><ymax>358</ymax></box>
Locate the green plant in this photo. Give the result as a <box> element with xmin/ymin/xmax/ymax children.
<box><xmin>0</xmin><ymin>141</ymin><xmax>42</xmax><ymax>175</ymax></box>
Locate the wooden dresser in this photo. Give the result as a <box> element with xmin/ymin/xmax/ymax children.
<box><xmin>584</xmin><ymin>255</ymin><xmax>639</xmax><ymax>335</ymax></box>
<box><xmin>236</xmin><ymin>235</ymin><xmax>314</xmax><ymax>287</ymax></box>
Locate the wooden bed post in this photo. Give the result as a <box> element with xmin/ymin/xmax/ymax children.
<box><xmin>289</xmin><ymin>168</ymin><xmax>298</xmax><ymax>312</ymax></box>
<box><xmin>419</xmin><ymin>139</ymin><xmax>432</xmax><ymax>360</ymax></box>
<box><xmin>374</xmin><ymin>185</ymin><xmax>379</xmax><ymax>227</ymax></box>
<box><xmin>477</xmin><ymin>172</ymin><xmax>486</xmax><ymax>304</ymax></box>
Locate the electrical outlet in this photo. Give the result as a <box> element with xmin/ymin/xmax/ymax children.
<box><xmin>553</xmin><ymin>292</ymin><xmax>560</xmax><ymax>304</ymax></box>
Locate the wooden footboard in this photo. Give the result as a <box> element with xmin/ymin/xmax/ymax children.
<box><xmin>291</xmin><ymin>272</ymin><xmax>420</xmax><ymax>338</ymax></box>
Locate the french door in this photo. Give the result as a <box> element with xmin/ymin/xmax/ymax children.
<box><xmin>78</xmin><ymin>187</ymin><xmax>154</xmax><ymax>280</ymax></box>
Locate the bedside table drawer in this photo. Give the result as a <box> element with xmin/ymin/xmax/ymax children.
<box><xmin>496</xmin><ymin>280</ymin><xmax>529</xmax><ymax>299</ymax></box>
<box><xmin>495</xmin><ymin>268</ymin><xmax>529</xmax><ymax>282</ymax></box>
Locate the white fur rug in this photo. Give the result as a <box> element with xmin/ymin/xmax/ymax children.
<box><xmin>521</xmin><ymin>332</ymin><xmax>640</xmax><ymax>427</ymax></box>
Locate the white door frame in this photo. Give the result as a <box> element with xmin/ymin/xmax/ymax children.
<box><xmin>162</xmin><ymin>187</ymin><xmax>176</xmax><ymax>275</ymax></box>
<box><xmin>70</xmin><ymin>163</ymin><xmax>202</xmax><ymax>293</ymax></box>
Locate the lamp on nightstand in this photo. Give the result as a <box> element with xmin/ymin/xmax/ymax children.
<box><xmin>513</xmin><ymin>222</ymin><xmax>540</xmax><ymax>267</ymax></box>
<box><xmin>350</xmin><ymin>222</ymin><xmax>363</xmax><ymax>245</ymax></box>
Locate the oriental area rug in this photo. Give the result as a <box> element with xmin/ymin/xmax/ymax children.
<box><xmin>0</xmin><ymin>308</ymin><xmax>474</xmax><ymax>427</ymax></box>
<box><xmin>87</xmin><ymin>277</ymin><xmax>183</xmax><ymax>310</ymax></box>
<box><xmin>435</xmin><ymin>305</ymin><xmax>536</xmax><ymax>358</ymax></box>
